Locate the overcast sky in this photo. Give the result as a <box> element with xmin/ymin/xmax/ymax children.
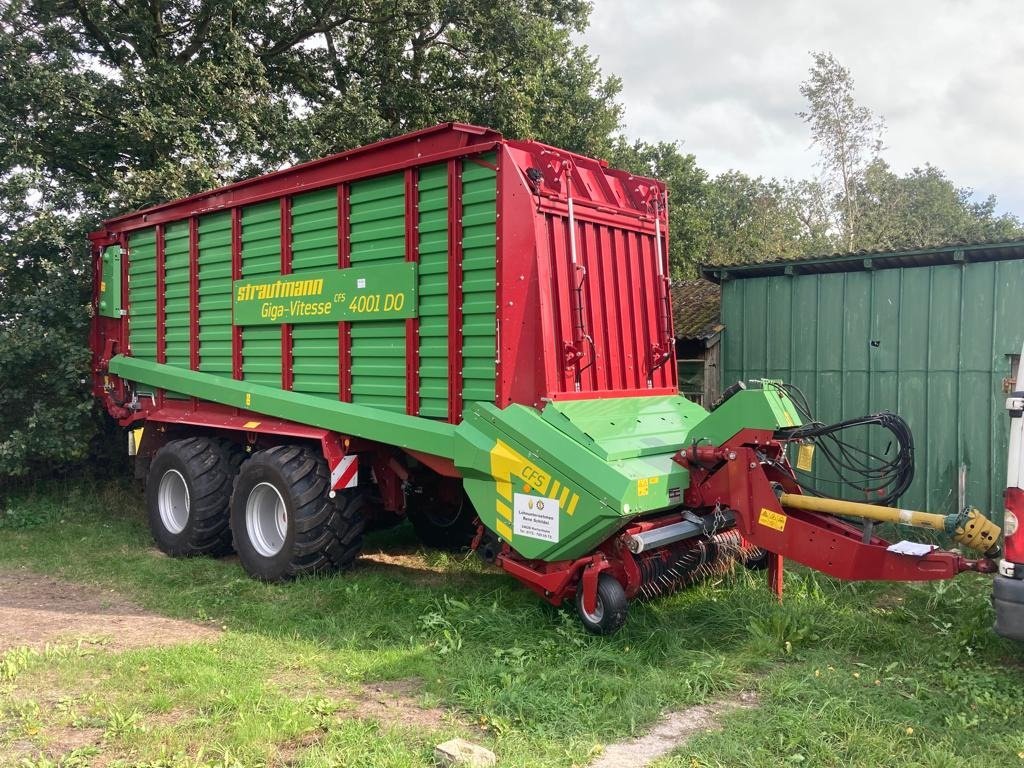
<box><xmin>579</xmin><ymin>0</ymin><xmax>1023</xmax><ymax>215</ymax></box>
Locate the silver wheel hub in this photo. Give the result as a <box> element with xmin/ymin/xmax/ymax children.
<box><xmin>157</xmin><ymin>469</ymin><xmax>190</xmax><ymax>535</ymax></box>
<box><xmin>246</xmin><ymin>482</ymin><xmax>288</xmax><ymax>557</ymax></box>
<box><xmin>581</xmin><ymin>594</ymin><xmax>605</xmax><ymax>623</ymax></box>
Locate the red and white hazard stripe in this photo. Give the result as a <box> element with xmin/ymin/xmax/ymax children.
<box><xmin>330</xmin><ymin>454</ymin><xmax>359</xmax><ymax>491</ymax></box>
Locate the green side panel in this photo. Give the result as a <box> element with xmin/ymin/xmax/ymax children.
<box><xmin>109</xmin><ymin>355</ymin><xmax>455</xmax><ymax>458</ymax></box>
<box><xmin>98</xmin><ymin>245</ymin><xmax>122</xmax><ymax>318</ymax></box>
<box><xmin>542</xmin><ymin>395</ymin><xmax>709</xmax><ymax>460</ymax></box>
<box><xmin>128</xmin><ymin>230</ymin><xmax>157</xmax><ymax>362</ymax></box>
<box><xmin>721</xmin><ymin>260</ymin><xmax>1024</xmax><ymax>519</ymax></box>
<box><xmin>164</xmin><ymin>221</ymin><xmax>191</xmax><ymax>372</ymax></box>
<box><xmin>162</xmin><ymin>221</ymin><xmax>191</xmax><ymax>397</ymax></box>
<box><xmin>197</xmin><ymin>211</ymin><xmax>233</xmax><ymax>377</ymax></box>
<box><xmin>417</xmin><ymin>163</ymin><xmax>449</xmax><ymax>418</ymax></box>
<box><xmin>240</xmin><ymin>201</ymin><xmax>282</xmax><ymax>388</ymax></box>
<box><xmin>454</xmin><ymin>387</ymin><xmax>801</xmax><ymax>561</ymax></box>
<box><xmin>291</xmin><ymin>187</ymin><xmax>340</xmax><ymax>399</ymax></box>
<box><xmin>349</xmin><ymin>172</ymin><xmax>406</xmax><ymax>413</ymax></box>
<box><xmin>460</xmin><ymin>156</ymin><xmax>497</xmax><ymax>405</ymax></box>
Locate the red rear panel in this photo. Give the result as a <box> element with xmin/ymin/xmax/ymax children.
<box><xmin>496</xmin><ymin>142</ymin><xmax>675</xmax><ymax>408</ymax></box>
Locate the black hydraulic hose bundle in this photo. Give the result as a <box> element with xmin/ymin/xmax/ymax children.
<box><xmin>772</xmin><ymin>383</ymin><xmax>915</xmax><ymax>506</ymax></box>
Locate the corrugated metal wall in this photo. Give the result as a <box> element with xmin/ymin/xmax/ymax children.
<box><xmin>721</xmin><ymin>260</ymin><xmax>1024</xmax><ymax>518</ymax></box>
<box><xmin>291</xmin><ymin>187</ymin><xmax>340</xmax><ymax>398</ymax></box>
<box><xmin>416</xmin><ymin>163</ymin><xmax>450</xmax><ymax>419</ymax></box>
<box><xmin>348</xmin><ymin>172</ymin><xmax>408</xmax><ymax>414</ymax></box>
<box><xmin>120</xmin><ymin>160</ymin><xmax>502</xmax><ymax>423</ymax></box>
<box><xmin>460</xmin><ymin>156</ymin><xmax>497</xmax><ymax>406</ymax></box>
<box><xmin>197</xmin><ymin>211</ymin><xmax>233</xmax><ymax>377</ymax></box>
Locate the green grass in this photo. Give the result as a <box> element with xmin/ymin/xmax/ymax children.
<box><xmin>1</xmin><ymin>479</ymin><xmax>1023</xmax><ymax>767</ymax></box>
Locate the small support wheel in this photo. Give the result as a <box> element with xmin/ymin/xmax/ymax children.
<box><xmin>575</xmin><ymin>573</ymin><xmax>628</xmax><ymax>635</ymax></box>
<box><xmin>743</xmin><ymin>546</ymin><xmax>770</xmax><ymax>571</ymax></box>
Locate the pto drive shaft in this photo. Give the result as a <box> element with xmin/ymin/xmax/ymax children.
<box><xmin>778</xmin><ymin>493</ymin><xmax>1002</xmax><ymax>558</ymax></box>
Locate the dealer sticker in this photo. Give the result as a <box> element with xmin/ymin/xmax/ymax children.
<box><xmin>513</xmin><ymin>492</ymin><xmax>560</xmax><ymax>543</ymax></box>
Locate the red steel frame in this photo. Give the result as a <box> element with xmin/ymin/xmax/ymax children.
<box><xmin>446</xmin><ymin>158</ymin><xmax>465</xmax><ymax>424</ymax></box>
<box><xmin>337</xmin><ymin>183</ymin><xmax>352</xmax><ymax>402</ymax></box>
<box><xmin>280</xmin><ymin>196</ymin><xmax>294</xmax><ymax>391</ymax></box>
<box><xmin>188</xmin><ymin>216</ymin><xmax>200</xmax><ymax>372</ymax></box>
<box><xmin>405</xmin><ymin>168</ymin><xmax>420</xmax><ymax>416</ymax></box>
<box><xmin>230</xmin><ymin>208</ymin><xmax>243</xmax><ymax>380</ymax></box>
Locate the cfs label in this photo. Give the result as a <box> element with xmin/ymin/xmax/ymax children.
<box><xmin>520</xmin><ymin>464</ymin><xmax>549</xmax><ymax>491</ymax></box>
<box><xmin>513</xmin><ymin>492</ymin><xmax>559</xmax><ymax>543</ymax></box>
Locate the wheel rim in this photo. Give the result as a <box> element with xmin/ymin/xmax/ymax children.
<box><xmin>157</xmin><ymin>469</ymin><xmax>190</xmax><ymax>534</ymax></box>
<box><xmin>246</xmin><ymin>482</ymin><xmax>288</xmax><ymax>557</ymax></box>
<box><xmin>580</xmin><ymin>593</ymin><xmax>605</xmax><ymax>624</ymax></box>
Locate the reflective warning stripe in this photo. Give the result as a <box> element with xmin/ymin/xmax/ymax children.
<box><xmin>330</xmin><ymin>455</ymin><xmax>358</xmax><ymax>490</ymax></box>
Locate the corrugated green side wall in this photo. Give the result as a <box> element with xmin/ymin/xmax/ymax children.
<box><xmin>460</xmin><ymin>157</ymin><xmax>497</xmax><ymax>406</ymax></box>
<box><xmin>240</xmin><ymin>201</ymin><xmax>282</xmax><ymax>388</ymax></box>
<box><xmin>417</xmin><ymin>164</ymin><xmax>450</xmax><ymax>418</ymax></box>
<box><xmin>349</xmin><ymin>173</ymin><xmax>407</xmax><ymax>414</ymax></box>
<box><xmin>197</xmin><ymin>212</ymin><xmax>233</xmax><ymax>377</ymax></box>
<box><xmin>721</xmin><ymin>261</ymin><xmax>1024</xmax><ymax>518</ymax></box>
<box><xmin>164</xmin><ymin>221</ymin><xmax>191</xmax><ymax>371</ymax></box>
<box><xmin>127</xmin><ymin>229</ymin><xmax>157</xmax><ymax>362</ymax></box>
<box><xmin>121</xmin><ymin>160</ymin><xmax>498</xmax><ymax>420</ymax></box>
<box><xmin>291</xmin><ymin>187</ymin><xmax>340</xmax><ymax>398</ymax></box>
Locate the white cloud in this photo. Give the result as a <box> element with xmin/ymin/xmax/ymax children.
<box><xmin>580</xmin><ymin>0</ymin><xmax>1024</xmax><ymax>215</ymax></box>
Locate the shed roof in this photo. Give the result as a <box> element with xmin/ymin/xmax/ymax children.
<box><xmin>701</xmin><ymin>239</ymin><xmax>1024</xmax><ymax>283</ymax></box>
<box><xmin>671</xmin><ymin>278</ymin><xmax>721</xmax><ymax>341</ymax></box>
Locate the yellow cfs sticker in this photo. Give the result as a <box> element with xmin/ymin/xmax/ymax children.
<box><xmin>796</xmin><ymin>443</ymin><xmax>815</xmax><ymax>472</ymax></box>
<box><xmin>636</xmin><ymin>476</ymin><xmax>659</xmax><ymax>497</ymax></box>
<box><xmin>758</xmin><ymin>507</ymin><xmax>787</xmax><ymax>532</ymax></box>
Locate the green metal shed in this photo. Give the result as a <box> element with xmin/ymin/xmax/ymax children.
<box><xmin>703</xmin><ymin>241</ymin><xmax>1024</xmax><ymax>521</ymax></box>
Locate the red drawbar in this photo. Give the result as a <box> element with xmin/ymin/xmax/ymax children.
<box><xmin>1006</xmin><ymin>487</ymin><xmax>1024</xmax><ymax>564</ymax></box>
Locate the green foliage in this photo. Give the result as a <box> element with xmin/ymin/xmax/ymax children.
<box><xmin>798</xmin><ymin>51</ymin><xmax>886</xmax><ymax>250</ymax></box>
<box><xmin>0</xmin><ymin>0</ymin><xmax>622</xmax><ymax>478</ymax></box>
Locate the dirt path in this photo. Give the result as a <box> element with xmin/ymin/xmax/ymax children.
<box><xmin>0</xmin><ymin>568</ymin><xmax>220</xmax><ymax>652</ymax></box>
<box><xmin>589</xmin><ymin>691</ymin><xmax>759</xmax><ymax>768</ymax></box>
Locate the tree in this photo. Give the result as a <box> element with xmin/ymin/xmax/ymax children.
<box><xmin>798</xmin><ymin>51</ymin><xmax>885</xmax><ymax>250</ymax></box>
<box><xmin>704</xmin><ymin>172</ymin><xmax>808</xmax><ymax>265</ymax></box>
<box><xmin>610</xmin><ymin>139</ymin><xmax>710</xmax><ymax>276</ymax></box>
<box><xmin>854</xmin><ymin>159</ymin><xmax>1024</xmax><ymax>250</ymax></box>
<box><xmin>0</xmin><ymin>0</ymin><xmax>624</xmax><ymax>478</ymax></box>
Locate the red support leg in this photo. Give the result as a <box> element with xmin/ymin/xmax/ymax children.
<box><xmin>768</xmin><ymin>553</ymin><xmax>784</xmax><ymax>601</ymax></box>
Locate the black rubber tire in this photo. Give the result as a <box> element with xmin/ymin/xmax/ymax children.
<box><xmin>406</xmin><ymin>486</ymin><xmax>478</xmax><ymax>551</ymax></box>
<box><xmin>575</xmin><ymin>573</ymin><xmax>629</xmax><ymax>635</ymax></box>
<box><xmin>230</xmin><ymin>445</ymin><xmax>366</xmax><ymax>581</ymax></box>
<box><xmin>212</xmin><ymin>437</ymin><xmax>248</xmax><ymax>474</ymax></box>
<box><xmin>145</xmin><ymin>437</ymin><xmax>235</xmax><ymax>557</ymax></box>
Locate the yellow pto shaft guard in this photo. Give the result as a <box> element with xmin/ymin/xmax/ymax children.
<box><xmin>778</xmin><ymin>493</ymin><xmax>1002</xmax><ymax>558</ymax></box>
